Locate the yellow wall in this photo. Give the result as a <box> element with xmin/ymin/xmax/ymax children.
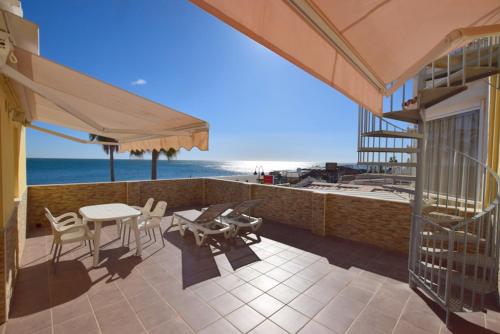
<box><xmin>486</xmin><ymin>75</ymin><xmax>500</xmax><ymax>202</ymax></box>
<box><xmin>0</xmin><ymin>79</ymin><xmax>26</xmax><ymax>228</ymax></box>
<box><xmin>0</xmin><ymin>76</ymin><xmax>27</xmax><ymax>322</ymax></box>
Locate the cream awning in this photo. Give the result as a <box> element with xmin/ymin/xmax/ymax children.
<box><xmin>1</xmin><ymin>47</ymin><xmax>209</xmax><ymax>152</ymax></box>
<box><xmin>191</xmin><ymin>0</ymin><xmax>500</xmax><ymax>115</ymax></box>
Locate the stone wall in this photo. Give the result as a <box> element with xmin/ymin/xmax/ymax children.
<box><xmin>28</xmin><ymin>179</ymin><xmax>205</xmax><ymax>228</ymax></box>
<box><xmin>204</xmin><ymin>179</ymin><xmax>251</xmax><ymax>205</ymax></box>
<box><xmin>204</xmin><ymin>179</ymin><xmax>318</xmax><ymax>230</ymax></box>
<box><xmin>325</xmin><ymin>194</ymin><xmax>411</xmax><ymax>252</ymax></box>
<box><xmin>28</xmin><ymin>182</ymin><xmax>128</xmax><ymax>228</ymax></box>
<box><xmin>27</xmin><ymin>178</ymin><xmax>412</xmax><ymax>253</ymax></box>
<box><xmin>0</xmin><ymin>190</ymin><xmax>27</xmax><ymax>322</ymax></box>
<box><xmin>251</xmin><ymin>185</ymin><xmax>314</xmax><ymax>230</ymax></box>
<box><xmin>128</xmin><ymin>179</ymin><xmax>204</xmax><ymax>213</ymax></box>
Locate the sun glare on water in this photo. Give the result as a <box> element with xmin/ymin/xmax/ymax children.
<box><xmin>216</xmin><ymin>161</ymin><xmax>319</xmax><ymax>174</ymax></box>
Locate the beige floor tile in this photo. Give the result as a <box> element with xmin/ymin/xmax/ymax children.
<box><xmin>226</xmin><ymin>305</ymin><xmax>265</xmax><ymax>333</ymax></box>
<box><xmin>270</xmin><ymin>306</ymin><xmax>310</xmax><ymax>334</ymax></box>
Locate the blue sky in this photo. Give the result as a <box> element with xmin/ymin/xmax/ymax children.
<box><xmin>23</xmin><ymin>0</ymin><xmax>359</xmax><ymax>162</ymax></box>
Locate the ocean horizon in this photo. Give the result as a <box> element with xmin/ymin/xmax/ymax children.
<box><xmin>27</xmin><ymin>158</ymin><xmax>351</xmax><ymax>185</ymax></box>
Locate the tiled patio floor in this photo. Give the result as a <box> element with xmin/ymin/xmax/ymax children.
<box><xmin>5</xmin><ymin>217</ymin><xmax>500</xmax><ymax>334</ymax></box>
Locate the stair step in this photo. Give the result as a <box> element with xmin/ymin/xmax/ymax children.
<box><xmin>424</xmin><ymin>211</ymin><xmax>464</xmax><ymax>224</ymax></box>
<box><xmin>420</xmin><ymin>86</ymin><xmax>467</xmax><ymax>108</ymax></box>
<box><xmin>361</xmin><ymin>173</ymin><xmax>416</xmax><ymax>181</ymax></box>
<box><xmin>361</xmin><ymin>130</ymin><xmax>423</xmax><ymax>139</ymax></box>
<box><xmin>382</xmin><ymin>109</ymin><xmax>421</xmax><ymax>124</ymax></box>
<box><xmin>418</xmin><ymin>261</ymin><xmax>495</xmax><ymax>293</ymax></box>
<box><xmin>419</xmin><ymin>248</ymin><xmax>495</xmax><ymax>268</ymax></box>
<box><xmin>358</xmin><ymin>147</ymin><xmax>418</xmax><ymax>153</ymax></box>
<box><xmin>410</xmin><ymin>271</ymin><xmax>487</xmax><ymax>313</ymax></box>
<box><xmin>382</xmin><ymin>184</ymin><xmax>415</xmax><ymax>194</ymax></box>
<box><xmin>433</xmin><ymin>45</ymin><xmax>500</xmax><ymax>68</ymax></box>
<box><xmin>421</xmin><ymin>230</ymin><xmax>486</xmax><ymax>244</ymax></box>
<box><xmin>423</xmin><ymin>66</ymin><xmax>461</xmax><ymax>81</ymax></box>
<box><xmin>453</xmin><ymin>253</ymin><xmax>496</xmax><ymax>268</ymax></box>
<box><xmin>425</xmin><ymin>66</ymin><xmax>500</xmax><ymax>89</ymax></box>
<box><xmin>359</xmin><ymin>161</ymin><xmax>417</xmax><ymax>167</ymax></box>
<box><xmin>420</xmin><ymin>246</ymin><xmax>449</xmax><ymax>255</ymax></box>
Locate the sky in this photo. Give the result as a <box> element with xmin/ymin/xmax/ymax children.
<box><xmin>23</xmin><ymin>0</ymin><xmax>359</xmax><ymax>162</ymax></box>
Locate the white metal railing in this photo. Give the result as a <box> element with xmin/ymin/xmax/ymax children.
<box><xmin>424</xmin><ymin>36</ymin><xmax>500</xmax><ymax>90</ymax></box>
<box><xmin>409</xmin><ymin>143</ymin><xmax>500</xmax><ymax>322</ymax></box>
<box><xmin>357</xmin><ymin>35</ymin><xmax>500</xmax><ymax>324</ymax></box>
<box><xmin>357</xmin><ymin>107</ymin><xmax>417</xmax><ymax>172</ymax></box>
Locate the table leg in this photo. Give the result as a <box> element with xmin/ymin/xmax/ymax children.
<box><xmin>115</xmin><ymin>219</ymin><xmax>121</xmax><ymax>237</ymax></box>
<box><xmin>131</xmin><ymin>216</ymin><xmax>142</xmax><ymax>257</ymax></box>
<box><xmin>93</xmin><ymin>221</ymin><xmax>102</xmax><ymax>267</ymax></box>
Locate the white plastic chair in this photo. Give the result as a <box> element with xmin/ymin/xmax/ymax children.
<box><xmin>45</xmin><ymin>208</ymin><xmax>94</xmax><ymax>271</ymax></box>
<box><xmin>139</xmin><ymin>201</ymin><xmax>168</xmax><ymax>246</ymax></box>
<box><xmin>121</xmin><ymin>198</ymin><xmax>154</xmax><ymax>246</ymax></box>
<box><xmin>174</xmin><ymin>203</ymin><xmax>234</xmax><ymax>246</ymax></box>
<box><xmin>45</xmin><ymin>208</ymin><xmax>86</xmax><ymax>253</ymax></box>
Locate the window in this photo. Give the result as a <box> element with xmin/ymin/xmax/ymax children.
<box><xmin>425</xmin><ymin>110</ymin><xmax>480</xmax><ymax>203</ymax></box>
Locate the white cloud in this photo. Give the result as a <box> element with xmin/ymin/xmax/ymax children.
<box><xmin>131</xmin><ymin>78</ymin><xmax>147</xmax><ymax>86</ymax></box>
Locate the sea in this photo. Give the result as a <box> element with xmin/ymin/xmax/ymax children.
<box><xmin>27</xmin><ymin>158</ymin><xmax>325</xmax><ymax>185</ymax></box>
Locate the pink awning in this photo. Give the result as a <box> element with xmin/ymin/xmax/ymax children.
<box><xmin>191</xmin><ymin>0</ymin><xmax>500</xmax><ymax>115</ymax></box>
<box><xmin>2</xmin><ymin>47</ymin><xmax>209</xmax><ymax>152</ymax></box>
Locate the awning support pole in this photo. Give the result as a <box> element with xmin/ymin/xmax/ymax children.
<box><xmin>27</xmin><ymin>123</ymin><xmax>119</xmax><ymax>146</ymax></box>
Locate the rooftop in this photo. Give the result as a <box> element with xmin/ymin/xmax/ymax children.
<box><xmin>6</xmin><ymin>214</ymin><xmax>499</xmax><ymax>334</ymax></box>
<box><xmin>302</xmin><ymin>182</ymin><xmax>411</xmax><ymax>202</ymax></box>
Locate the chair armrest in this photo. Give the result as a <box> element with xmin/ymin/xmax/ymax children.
<box><xmin>148</xmin><ymin>216</ymin><xmax>162</xmax><ymax>224</ymax></box>
<box><xmin>58</xmin><ymin>217</ymin><xmax>83</xmax><ymax>226</ymax></box>
<box><xmin>58</xmin><ymin>224</ymin><xmax>90</xmax><ymax>235</ymax></box>
<box><xmin>55</xmin><ymin>212</ymin><xmax>78</xmax><ymax>221</ymax></box>
<box><xmin>137</xmin><ymin>215</ymin><xmax>149</xmax><ymax>224</ymax></box>
<box><xmin>132</xmin><ymin>206</ymin><xmax>149</xmax><ymax>215</ymax></box>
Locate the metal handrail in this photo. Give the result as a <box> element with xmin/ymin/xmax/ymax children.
<box><xmin>411</xmin><ymin>140</ymin><xmax>500</xmax><ymax>320</ymax></box>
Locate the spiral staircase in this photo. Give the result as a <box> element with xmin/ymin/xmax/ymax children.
<box><xmin>357</xmin><ymin>38</ymin><xmax>500</xmax><ymax>325</ymax></box>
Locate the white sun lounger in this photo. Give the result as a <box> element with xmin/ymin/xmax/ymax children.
<box><xmin>221</xmin><ymin>199</ymin><xmax>263</xmax><ymax>237</ymax></box>
<box><xmin>173</xmin><ymin>203</ymin><xmax>234</xmax><ymax>246</ymax></box>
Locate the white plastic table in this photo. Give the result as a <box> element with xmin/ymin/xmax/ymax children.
<box><xmin>79</xmin><ymin>203</ymin><xmax>142</xmax><ymax>267</ymax></box>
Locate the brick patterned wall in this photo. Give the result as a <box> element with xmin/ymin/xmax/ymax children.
<box><xmin>324</xmin><ymin>194</ymin><xmax>411</xmax><ymax>253</ymax></box>
<box><xmin>204</xmin><ymin>179</ymin><xmax>251</xmax><ymax>205</ymax></box>
<box><xmin>28</xmin><ymin>182</ymin><xmax>128</xmax><ymax>228</ymax></box>
<box><xmin>251</xmin><ymin>185</ymin><xmax>314</xmax><ymax>230</ymax></box>
<box><xmin>135</xmin><ymin>179</ymin><xmax>204</xmax><ymax>213</ymax></box>
<box><xmin>26</xmin><ymin>179</ymin><xmax>411</xmax><ymax>253</ymax></box>
<box><xmin>27</xmin><ymin>179</ymin><xmax>204</xmax><ymax>228</ymax></box>
<box><xmin>0</xmin><ymin>190</ymin><xmax>27</xmax><ymax>322</ymax></box>
<box><xmin>311</xmin><ymin>192</ymin><xmax>326</xmax><ymax>236</ymax></box>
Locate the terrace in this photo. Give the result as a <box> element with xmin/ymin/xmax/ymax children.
<box><xmin>0</xmin><ymin>2</ymin><xmax>499</xmax><ymax>333</ymax></box>
<box><xmin>3</xmin><ymin>178</ymin><xmax>500</xmax><ymax>333</ymax></box>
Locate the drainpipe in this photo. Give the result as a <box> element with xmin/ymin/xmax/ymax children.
<box><xmin>409</xmin><ymin>72</ymin><xmax>427</xmax><ymax>288</ymax></box>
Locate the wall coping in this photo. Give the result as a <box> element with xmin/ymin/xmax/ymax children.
<box><xmin>28</xmin><ymin>177</ymin><xmax>411</xmax><ymax>205</ymax></box>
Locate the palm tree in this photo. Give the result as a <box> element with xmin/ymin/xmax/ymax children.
<box><xmin>151</xmin><ymin>148</ymin><xmax>177</xmax><ymax>180</ymax></box>
<box><xmin>89</xmin><ymin>134</ymin><xmax>117</xmax><ymax>182</ymax></box>
<box><xmin>129</xmin><ymin>148</ymin><xmax>178</xmax><ymax>180</ymax></box>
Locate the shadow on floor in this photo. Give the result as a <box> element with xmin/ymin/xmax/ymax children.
<box><xmin>258</xmin><ymin>220</ymin><xmax>409</xmax><ymax>282</ymax></box>
<box><xmin>11</xmin><ymin>260</ymin><xmax>90</xmax><ymax>318</ymax></box>
<box><xmin>225</xmin><ymin>234</ymin><xmax>261</xmax><ymax>270</ymax></box>
<box><xmin>93</xmin><ymin>245</ymin><xmax>142</xmax><ymax>283</ymax></box>
<box><xmin>165</xmin><ymin>229</ymin><xmax>261</xmax><ymax>288</ymax></box>
<box><xmin>165</xmin><ymin>231</ymin><xmax>221</xmax><ymax>289</ymax></box>
<box><xmin>10</xmin><ymin>243</ymin><xmax>141</xmax><ymax>318</ymax></box>
<box><xmin>415</xmin><ymin>288</ymin><xmax>499</xmax><ymax>334</ymax></box>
